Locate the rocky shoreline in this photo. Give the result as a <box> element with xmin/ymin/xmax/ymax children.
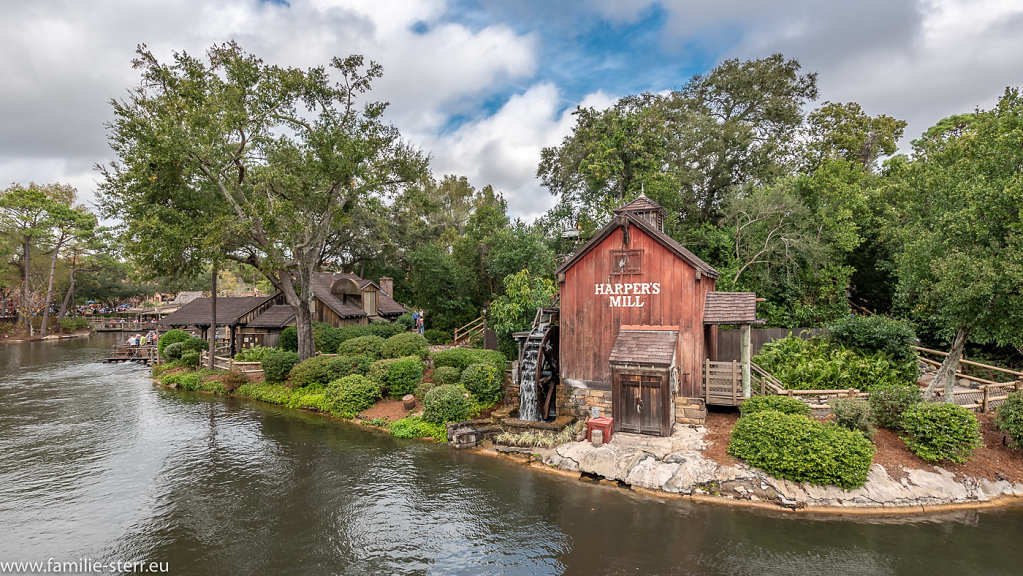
<box><xmin>487</xmin><ymin>424</ymin><xmax>1023</xmax><ymax>514</ymax></box>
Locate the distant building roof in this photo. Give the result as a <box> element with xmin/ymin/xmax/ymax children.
<box><xmin>172</xmin><ymin>291</ymin><xmax>204</xmax><ymax>305</ymax></box>
<box><xmin>159</xmin><ymin>296</ymin><xmax>270</xmax><ymax>327</ymax></box>
<box><xmin>609</xmin><ymin>329</ymin><xmax>678</xmax><ymax>367</ymax></box>
<box><xmin>703</xmin><ymin>292</ymin><xmax>762</xmax><ymax>324</ymax></box>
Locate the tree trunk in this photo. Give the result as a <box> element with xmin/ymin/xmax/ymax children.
<box><xmin>209</xmin><ymin>262</ymin><xmax>218</xmax><ymax>370</ymax></box>
<box><xmin>22</xmin><ymin>238</ymin><xmax>32</xmax><ymax>335</ymax></box>
<box><xmin>40</xmin><ymin>234</ymin><xmax>66</xmax><ymax>336</ymax></box>
<box><xmin>923</xmin><ymin>327</ymin><xmax>970</xmax><ymax>403</ymax></box>
<box><xmin>58</xmin><ymin>265</ymin><xmax>76</xmax><ymax>322</ymax></box>
<box><xmin>277</xmin><ymin>269</ymin><xmax>317</xmax><ymax>360</ymax></box>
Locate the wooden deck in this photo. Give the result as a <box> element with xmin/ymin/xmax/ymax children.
<box><xmin>105</xmin><ymin>344</ymin><xmax>157</xmax><ymax>365</ymax></box>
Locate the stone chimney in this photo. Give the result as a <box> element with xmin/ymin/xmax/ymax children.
<box><xmin>379</xmin><ymin>277</ymin><xmax>394</xmax><ymax>298</ymax></box>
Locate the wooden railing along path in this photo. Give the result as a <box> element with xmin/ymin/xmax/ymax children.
<box><xmin>912</xmin><ymin>345</ymin><xmax>1023</xmax><ymax>412</ymax></box>
<box><xmin>453</xmin><ymin>313</ymin><xmax>486</xmax><ymax>347</ymax></box>
<box><xmin>199</xmin><ymin>351</ymin><xmax>264</xmax><ymax>376</ymax></box>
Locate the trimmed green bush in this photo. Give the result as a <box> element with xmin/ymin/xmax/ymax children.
<box><xmin>422</xmin><ymin>384</ymin><xmax>473</xmax><ymax>424</ymax></box>
<box><xmin>381</xmin><ymin>332</ymin><xmax>429</xmax><ymax>359</ymax></box>
<box><xmin>163</xmin><ymin>342</ymin><xmax>185</xmax><ymax>361</ymax></box>
<box><xmin>326</xmin><ymin>355</ymin><xmax>372</xmax><ymax>380</ymax></box>
<box><xmin>432</xmin><ymin>348</ymin><xmax>507</xmax><ymax>372</ymax></box>
<box><xmin>869</xmin><ymin>384</ymin><xmax>921</xmax><ymax>430</ymax></box>
<box><xmin>832</xmin><ymin>397</ymin><xmax>874</xmax><ymax>440</ymax></box>
<box><xmin>59</xmin><ymin>317</ymin><xmax>90</xmax><ymax>332</ymax></box>
<box><xmin>415</xmin><ymin>380</ymin><xmax>436</xmax><ymax>399</ymax></box>
<box><xmin>390</xmin><ymin>416</ymin><xmax>447</xmax><ymax>440</ymax></box>
<box><xmin>164</xmin><ymin>373</ymin><xmax>201</xmax><ymax>391</ymax></box>
<box><xmin>280</xmin><ymin>326</ymin><xmax>298</xmax><ymax>352</ymax></box>
<box><xmin>261</xmin><ymin>350</ymin><xmax>300</xmax><ymax>384</ymax></box>
<box><xmin>337</xmin><ymin>335</ymin><xmax>385</xmax><ymax>360</ymax></box>
<box><xmin>739</xmin><ymin>395</ymin><xmax>811</xmax><ymax>417</ymax></box>
<box><xmin>995</xmin><ymin>391</ymin><xmax>1023</xmax><ymax>449</ymax></box>
<box><xmin>825</xmin><ymin>315</ymin><xmax>918</xmax><ymax>366</ymax></box>
<box><xmin>396</xmin><ymin>312</ymin><xmax>416</xmax><ymax>332</ymax></box>
<box><xmin>325</xmin><ymin>375</ymin><xmax>383</xmax><ymax>419</ymax></box>
<box><xmin>432</xmin><ymin>366</ymin><xmax>461</xmax><ymax>386</ymax></box>
<box><xmin>180</xmin><ymin>351</ymin><xmax>200</xmax><ymax>368</ymax></box>
<box><xmin>236</xmin><ymin>382</ymin><xmax>296</xmax><ymax>405</ymax></box>
<box><xmin>182</xmin><ymin>337</ymin><xmax>207</xmax><ymax>355</ymax></box>
<box><xmin>460</xmin><ymin>362</ymin><xmax>503</xmax><ymax>405</ymax></box>
<box><xmin>754</xmin><ymin>336</ymin><xmax>916</xmax><ymax>391</ymax></box>
<box><xmin>368</xmin><ymin>356</ymin><xmax>424</xmax><ymax>398</ymax></box>
<box><xmin>424</xmin><ymin>328</ymin><xmax>451</xmax><ymax>345</ymax></box>
<box><xmin>728</xmin><ymin>411</ymin><xmax>876</xmax><ymax>489</ymax></box>
<box><xmin>288</xmin><ymin>356</ymin><xmax>334</xmax><ymax>388</ymax></box>
<box><xmin>158</xmin><ymin>329</ymin><xmax>190</xmax><ymax>358</ymax></box>
<box><xmin>313</xmin><ymin>322</ymin><xmax>342</xmax><ymax>354</ymax></box>
<box><xmin>368</xmin><ymin>321</ymin><xmax>404</xmax><ymax>339</ymax></box>
<box><xmin>235</xmin><ymin>345</ymin><xmax>278</xmax><ymax>362</ymax></box>
<box><xmin>336</xmin><ymin>325</ymin><xmax>376</xmax><ymax>342</ymax></box>
<box><xmin>901</xmin><ymin>403</ymin><xmax>982</xmax><ymax>463</ymax></box>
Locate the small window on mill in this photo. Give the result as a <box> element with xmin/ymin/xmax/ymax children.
<box><xmin>610</xmin><ymin>249</ymin><xmax>642</xmax><ymax>274</ymax></box>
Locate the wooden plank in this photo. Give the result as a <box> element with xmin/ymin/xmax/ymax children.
<box><xmin>913</xmin><ymin>346</ymin><xmax>1023</xmax><ymax>376</ymax></box>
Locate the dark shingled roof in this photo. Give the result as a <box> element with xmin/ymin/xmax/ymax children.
<box><xmin>608</xmin><ymin>329</ymin><xmax>678</xmax><ymax>367</ymax></box>
<box><xmin>313</xmin><ymin>272</ymin><xmax>369</xmax><ymax>319</ymax></box>
<box><xmin>158</xmin><ymin>296</ymin><xmax>270</xmax><ymax>327</ymax></box>
<box><xmin>246</xmin><ymin>304</ymin><xmax>295</xmax><ymax>328</ymax></box>
<box><xmin>703</xmin><ymin>292</ymin><xmax>761</xmax><ymax>324</ymax></box>
<box><xmin>614</xmin><ymin>193</ymin><xmax>666</xmax><ymax>215</ymax></box>
<box><xmin>555</xmin><ymin>212</ymin><xmax>719</xmax><ymax>279</ymax></box>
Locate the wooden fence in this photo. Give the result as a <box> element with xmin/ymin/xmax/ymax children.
<box><xmin>199</xmin><ymin>351</ymin><xmax>264</xmax><ymax>376</ymax></box>
<box><xmin>704</xmin><ymin>360</ymin><xmax>743</xmax><ymax>406</ymax></box>
<box><xmin>912</xmin><ymin>346</ymin><xmax>1023</xmax><ymax>412</ymax></box>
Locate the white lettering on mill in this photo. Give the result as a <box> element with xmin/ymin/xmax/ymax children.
<box><xmin>596</xmin><ymin>282</ymin><xmax>660</xmax><ymax>307</ymax></box>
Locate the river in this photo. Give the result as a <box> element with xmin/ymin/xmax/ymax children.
<box><xmin>2</xmin><ymin>334</ymin><xmax>1022</xmax><ymax>575</ymax></box>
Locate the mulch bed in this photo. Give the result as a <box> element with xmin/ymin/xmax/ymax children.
<box><xmin>359</xmin><ymin>398</ymin><xmax>419</xmax><ymax>422</ymax></box>
<box><xmin>701</xmin><ymin>408</ymin><xmax>1023</xmax><ymax>484</ymax></box>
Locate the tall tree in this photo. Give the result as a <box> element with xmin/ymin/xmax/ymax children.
<box><xmin>887</xmin><ymin>88</ymin><xmax>1023</xmax><ymax>400</ymax></box>
<box><xmin>40</xmin><ymin>202</ymin><xmax>96</xmax><ymax>336</ymax></box>
<box><xmin>101</xmin><ymin>43</ymin><xmax>428</xmax><ymax>359</ymax></box>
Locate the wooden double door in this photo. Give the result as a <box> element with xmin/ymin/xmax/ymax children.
<box><xmin>612</xmin><ymin>368</ymin><xmax>671</xmax><ymax>436</ymax></box>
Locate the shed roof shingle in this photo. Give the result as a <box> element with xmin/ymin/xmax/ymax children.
<box><xmin>158</xmin><ymin>296</ymin><xmax>270</xmax><ymax>327</ymax></box>
<box><xmin>246</xmin><ymin>304</ymin><xmax>296</xmax><ymax>328</ymax></box>
<box><xmin>703</xmin><ymin>292</ymin><xmax>761</xmax><ymax>324</ymax></box>
<box><xmin>609</xmin><ymin>329</ymin><xmax>678</xmax><ymax>367</ymax></box>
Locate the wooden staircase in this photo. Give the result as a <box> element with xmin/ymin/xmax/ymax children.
<box><xmin>453</xmin><ymin>312</ymin><xmax>487</xmax><ymax>348</ymax></box>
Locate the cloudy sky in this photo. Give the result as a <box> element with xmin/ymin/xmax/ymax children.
<box><xmin>2</xmin><ymin>0</ymin><xmax>1022</xmax><ymax>221</ymax></box>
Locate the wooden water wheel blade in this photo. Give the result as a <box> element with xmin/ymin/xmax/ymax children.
<box><xmin>543</xmin><ymin>385</ymin><xmax>556</xmax><ymax>420</ymax></box>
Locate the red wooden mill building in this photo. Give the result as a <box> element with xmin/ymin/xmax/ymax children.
<box><xmin>552</xmin><ymin>194</ymin><xmax>761</xmax><ymax>436</ymax></box>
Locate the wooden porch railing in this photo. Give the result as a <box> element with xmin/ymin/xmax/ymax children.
<box><xmin>199</xmin><ymin>351</ymin><xmax>264</xmax><ymax>375</ymax></box>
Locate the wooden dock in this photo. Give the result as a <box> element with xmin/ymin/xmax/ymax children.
<box><xmin>105</xmin><ymin>344</ymin><xmax>158</xmax><ymax>365</ymax></box>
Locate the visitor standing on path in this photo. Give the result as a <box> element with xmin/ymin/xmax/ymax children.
<box><xmin>417</xmin><ymin>309</ymin><xmax>425</xmax><ymax>334</ymax></box>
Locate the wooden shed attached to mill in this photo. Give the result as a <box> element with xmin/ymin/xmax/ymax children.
<box><xmin>553</xmin><ymin>194</ymin><xmax>760</xmax><ymax>436</ymax></box>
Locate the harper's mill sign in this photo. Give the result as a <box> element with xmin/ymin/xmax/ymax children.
<box><xmin>595</xmin><ymin>282</ymin><xmax>661</xmax><ymax>308</ymax></box>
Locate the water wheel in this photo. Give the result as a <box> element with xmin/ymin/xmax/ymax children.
<box><xmin>534</xmin><ymin>325</ymin><xmax>560</xmax><ymax>419</ymax></box>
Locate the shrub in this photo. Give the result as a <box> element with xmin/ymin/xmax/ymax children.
<box><xmin>390</xmin><ymin>416</ymin><xmax>448</xmax><ymax>440</ymax></box>
<box><xmin>180</xmin><ymin>351</ymin><xmax>200</xmax><ymax>368</ymax></box>
<box><xmin>868</xmin><ymin>384</ymin><xmax>921</xmax><ymax>430</ymax></box>
<box><xmin>182</xmin><ymin>337</ymin><xmax>207</xmax><ymax>355</ymax></box>
<box><xmin>293</xmin><ymin>392</ymin><xmax>331</xmax><ymax>412</ymax></box>
<box><xmin>163</xmin><ymin>342</ymin><xmax>185</xmax><ymax>361</ymax></box>
<box><xmin>754</xmin><ymin>336</ymin><xmax>916</xmax><ymax>391</ymax></box>
<box><xmin>236</xmin><ymin>382</ymin><xmax>297</xmax><ymax>405</ymax></box>
<box><xmin>422</xmin><ymin>384</ymin><xmax>474</xmax><ymax>424</ymax></box>
<box><xmin>415</xmin><ymin>380</ymin><xmax>436</xmax><ymax>399</ymax></box>
<box><xmin>288</xmin><ymin>356</ymin><xmax>334</xmax><ymax>388</ymax></box>
<box><xmin>59</xmin><ymin>317</ymin><xmax>90</xmax><ymax>332</ymax></box>
<box><xmin>728</xmin><ymin>410</ymin><xmax>876</xmax><ymax>489</ymax></box>
<box><xmin>325</xmin><ymin>375</ymin><xmax>383</xmax><ymax>419</ymax></box>
<box><xmin>381</xmin><ymin>332</ymin><xmax>429</xmax><ymax>359</ymax></box>
<box><xmin>337</xmin><ymin>335</ymin><xmax>385</xmax><ymax>360</ymax></box>
<box><xmin>235</xmin><ymin>346</ymin><xmax>278</xmax><ymax>362</ymax></box>
<box><xmin>313</xmin><ymin>322</ymin><xmax>342</xmax><ymax>354</ymax></box>
<box><xmin>900</xmin><ymin>403</ymin><xmax>982</xmax><ymax>463</ymax></box>
<box><xmin>333</xmin><ymin>325</ymin><xmax>373</xmax><ymax>343</ymax></box>
<box><xmin>280</xmin><ymin>326</ymin><xmax>298</xmax><ymax>352</ymax></box>
<box><xmin>396</xmin><ymin>312</ymin><xmax>416</xmax><ymax>332</ymax></box>
<box><xmin>368</xmin><ymin>357</ymin><xmax>424</xmax><ymax>398</ymax></box>
<box><xmin>261</xmin><ymin>350</ymin><xmax>300</xmax><ymax>384</ymax></box>
<box><xmin>739</xmin><ymin>395</ymin><xmax>811</xmax><ymax>417</ymax></box>
<box><xmin>432</xmin><ymin>348</ymin><xmax>507</xmax><ymax>372</ymax></box>
<box><xmin>158</xmin><ymin>329</ymin><xmax>190</xmax><ymax>357</ymax></box>
<box><xmin>326</xmin><ymin>355</ymin><xmax>372</xmax><ymax>380</ymax></box>
<box><xmin>832</xmin><ymin>398</ymin><xmax>874</xmax><ymax>440</ymax></box>
<box><xmin>460</xmin><ymin>362</ymin><xmax>503</xmax><ymax>405</ymax></box>
<box><xmin>221</xmin><ymin>370</ymin><xmax>248</xmax><ymax>393</ymax></box>
<box><xmin>164</xmin><ymin>373</ymin><xmax>200</xmax><ymax>391</ymax></box>
<box><xmin>368</xmin><ymin>321</ymin><xmax>404</xmax><ymax>339</ymax></box>
<box><xmin>995</xmin><ymin>391</ymin><xmax>1023</xmax><ymax>448</ymax></box>
<box><xmin>825</xmin><ymin>315</ymin><xmax>918</xmax><ymax>366</ymax></box>
<box><xmin>432</xmin><ymin>366</ymin><xmax>462</xmax><ymax>386</ymax></box>
<box><xmin>424</xmin><ymin>328</ymin><xmax>451</xmax><ymax>345</ymax></box>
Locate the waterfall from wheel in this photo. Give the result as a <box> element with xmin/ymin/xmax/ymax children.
<box><xmin>518</xmin><ymin>318</ymin><xmax>559</xmax><ymax>422</ymax></box>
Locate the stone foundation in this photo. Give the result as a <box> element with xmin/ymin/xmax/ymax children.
<box><xmin>675</xmin><ymin>397</ymin><xmax>707</xmax><ymax>425</ymax></box>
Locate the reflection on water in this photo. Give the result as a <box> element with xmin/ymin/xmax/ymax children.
<box><xmin>2</xmin><ymin>334</ymin><xmax>1023</xmax><ymax>575</ymax></box>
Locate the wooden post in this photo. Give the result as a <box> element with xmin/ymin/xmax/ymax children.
<box><xmin>740</xmin><ymin>324</ymin><xmax>751</xmax><ymax>398</ymax></box>
<box><xmin>982</xmin><ymin>386</ymin><xmax>990</xmax><ymax>413</ymax></box>
<box><xmin>704</xmin><ymin>358</ymin><xmax>710</xmax><ymax>402</ymax></box>
<box><xmin>848</xmin><ymin>388</ymin><xmax>855</xmax><ymax>398</ymax></box>
<box><xmin>731</xmin><ymin>360</ymin><xmax>738</xmax><ymax>405</ymax></box>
